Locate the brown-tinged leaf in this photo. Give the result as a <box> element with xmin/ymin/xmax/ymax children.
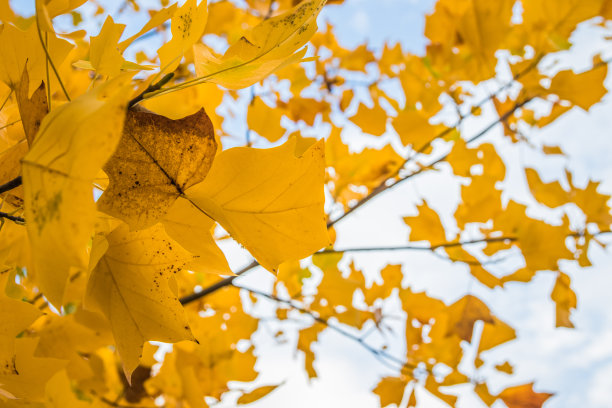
<box><xmin>15</xmin><ymin>69</ymin><xmax>47</xmax><ymax>146</ymax></box>
<box><xmin>499</xmin><ymin>383</ymin><xmax>552</xmax><ymax>408</ymax></box>
<box><xmin>0</xmin><ymin>140</ymin><xmax>27</xmax><ymax>207</ymax></box>
<box><xmin>98</xmin><ymin>108</ymin><xmax>217</xmax><ymax>229</ymax></box>
<box><xmin>446</xmin><ymin>295</ymin><xmax>494</xmax><ymax>342</ymax></box>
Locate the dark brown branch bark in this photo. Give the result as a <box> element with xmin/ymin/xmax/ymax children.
<box><xmin>0</xmin><ymin>212</ymin><xmax>25</xmax><ymax>224</ymax></box>
<box><xmin>180</xmin><ymin>260</ymin><xmax>258</xmax><ymax>305</ymax></box>
<box><xmin>0</xmin><ymin>176</ymin><xmax>22</xmax><ymax>195</ymax></box>
<box><xmin>128</xmin><ymin>73</ymin><xmax>174</xmax><ymax>108</ymax></box>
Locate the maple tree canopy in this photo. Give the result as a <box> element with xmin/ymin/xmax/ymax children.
<box><xmin>0</xmin><ymin>0</ymin><xmax>611</xmax><ymax>407</ymax></box>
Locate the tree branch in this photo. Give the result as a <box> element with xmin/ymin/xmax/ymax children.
<box><xmin>232</xmin><ymin>283</ymin><xmax>422</xmax><ymax>376</ymax></box>
<box><xmin>128</xmin><ymin>73</ymin><xmax>174</xmax><ymax>108</ymax></box>
<box><xmin>0</xmin><ymin>212</ymin><xmax>25</xmax><ymax>224</ymax></box>
<box><xmin>180</xmin><ymin>260</ymin><xmax>258</xmax><ymax>305</ymax></box>
<box><xmin>317</xmin><ymin>236</ymin><xmax>516</xmax><ymax>254</ymax></box>
<box><xmin>0</xmin><ymin>176</ymin><xmax>22</xmax><ymax>194</ymax></box>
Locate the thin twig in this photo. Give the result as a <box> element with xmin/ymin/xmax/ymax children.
<box><xmin>128</xmin><ymin>72</ymin><xmax>175</xmax><ymax>108</ymax></box>
<box><xmin>0</xmin><ymin>119</ymin><xmax>21</xmax><ymax>131</ymax></box>
<box><xmin>180</xmin><ymin>260</ymin><xmax>259</xmax><ymax>304</ymax></box>
<box><xmin>0</xmin><ymin>89</ymin><xmax>13</xmax><ymax>112</ymax></box>
<box><xmin>232</xmin><ymin>283</ymin><xmax>421</xmax><ymax>375</ymax></box>
<box><xmin>0</xmin><ymin>212</ymin><xmax>25</xmax><ymax>224</ymax></box>
<box><xmin>317</xmin><ymin>236</ymin><xmax>516</xmax><ymax>254</ymax></box>
<box><xmin>35</xmin><ymin>10</ymin><xmax>71</xmax><ymax>101</ymax></box>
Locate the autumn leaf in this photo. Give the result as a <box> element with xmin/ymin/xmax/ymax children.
<box><xmin>548</xmin><ymin>64</ymin><xmax>608</xmax><ymax>111</ymax></box>
<box><xmin>499</xmin><ymin>383</ymin><xmax>552</xmax><ymax>408</ymax></box>
<box><xmin>193</xmin><ymin>0</ymin><xmax>325</xmax><ymax>89</ymax></box>
<box><xmin>247</xmin><ymin>97</ymin><xmax>287</xmax><ymax>142</ymax></box>
<box><xmin>158</xmin><ymin>0</ymin><xmax>209</xmax><ymax>74</ymax></box>
<box><xmin>551</xmin><ymin>272</ymin><xmax>576</xmax><ymax>328</ymax></box>
<box><xmin>89</xmin><ymin>16</ymin><xmax>127</xmax><ymax>77</ymax></box>
<box><xmin>403</xmin><ymin>200</ymin><xmax>449</xmax><ymax>246</ymax></box>
<box><xmin>0</xmin><ymin>338</ymin><xmax>66</xmax><ymax>400</ymax></box>
<box><xmin>237</xmin><ymin>384</ymin><xmax>281</xmax><ymax>404</ymax></box>
<box><xmin>350</xmin><ymin>102</ymin><xmax>388</xmax><ymax>136</ymax></box>
<box><xmin>162</xmin><ymin>197</ymin><xmax>231</xmax><ymax>275</ymax></box>
<box><xmin>186</xmin><ymin>137</ymin><xmax>329</xmax><ymax>272</ymax></box>
<box><xmin>85</xmin><ymin>223</ymin><xmax>196</xmax><ymax>380</ymax></box>
<box><xmin>98</xmin><ymin>108</ymin><xmax>217</xmax><ymax>229</ymax></box>
<box><xmin>22</xmin><ymin>75</ymin><xmax>133</xmax><ymax>307</ymax></box>
<box><xmin>373</xmin><ymin>376</ymin><xmax>408</xmax><ymax>408</ymax></box>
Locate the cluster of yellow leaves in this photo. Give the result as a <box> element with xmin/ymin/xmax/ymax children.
<box><xmin>0</xmin><ymin>0</ymin><xmax>611</xmax><ymax>407</ymax></box>
<box><xmin>0</xmin><ymin>0</ymin><xmax>330</xmax><ymax>405</ymax></box>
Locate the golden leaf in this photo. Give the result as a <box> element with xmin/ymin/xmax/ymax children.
<box><xmin>193</xmin><ymin>0</ymin><xmax>325</xmax><ymax>89</ymax></box>
<box><xmin>186</xmin><ymin>137</ymin><xmax>329</xmax><ymax>272</ymax></box>
<box><xmin>158</xmin><ymin>0</ymin><xmax>209</xmax><ymax>73</ymax></box>
<box><xmin>85</xmin><ymin>223</ymin><xmax>196</xmax><ymax>380</ymax></box>
<box><xmin>22</xmin><ymin>75</ymin><xmax>133</xmax><ymax>307</ymax></box>
<box><xmin>499</xmin><ymin>383</ymin><xmax>552</xmax><ymax>408</ymax></box>
<box><xmin>373</xmin><ymin>377</ymin><xmax>408</xmax><ymax>408</ymax></box>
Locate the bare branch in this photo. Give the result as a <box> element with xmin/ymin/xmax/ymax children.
<box><xmin>232</xmin><ymin>283</ymin><xmax>421</xmax><ymax>376</ymax></box>
<box><xmin>0</xmin><ymin>212</ymin><xmax>25</xmax><ymax>224</ymax></box>
<box><xmin>0</xmin><ymin>176</ymin><xmax>22</xmax><ymax>195</ymax></box>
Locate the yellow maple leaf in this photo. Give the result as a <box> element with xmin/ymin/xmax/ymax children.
<box><xmin>403</xmin><ymin>200</ymin><xmax>448</xmax><ymax>245</ymax></box>
<box><xmin>495</xmin><ymin>361</ymin><xmax>514</xmax><ymax>375</ymax></box>
<box><xmin>247</xmin><ymin>97</ymin><xmax>287</xmax><ymax>142</ymax></box>
<box><xmin>158</xmin><ymin>0</ymin><xmax>209</xmax><ymax>74</ymax></box>
<box><xmin>162</xmin><ymin>197</ymin><xmax>231</xmax><ymax>276</ymax></box>
<box><xmin>478</xmin><ymin>316</ymin><xmax>516</xmax><ymax>352</ymax></box>
<box><xmin>193</xmin><ymin>0</ymin><xmax>325</xmax><ymax>89</ymax></box>
<box><xmin>89</xmin><ymin>16</ymin><xmax>126</xmax><ymax>77</ymax></box>
<box><xmin>350</xmin><ymin>102</ymin><xmax>388</xmax><ymax>136</ymax></box>
<box><xmin>85</xmin><ymin>223</ymin><xmax>197</xmax><ymax>380</ymax></box>
<box><xmin>499</xmin><ymin>383</ymin><xmax>552</xmax><ymax>408</ymax></box>
<box><xmin>0</xmin><ymin>338</ymin><xmax>66</xmax><ymax>400</ymax></box>
<box><xmin>446</xmin><ymin>295</ymin><xmax>494</xmax><ymax>342</ymax></box>
<box><xmin>373</xmin><ymin>376</ymin><xmax>408</xmax><ymax>408</ymax></box>
<box><xmin>118</xmin><ymin>3</ymin><xmax>178</xmax><ymax>52</ymax></box>
<box><xmin>22</xmin><ymin>75</ymin><xmax>133</xmax><ymax>307</ymax></box>
<box><xmin>551</xmin><ymin>271</ymin><xmax>576</xmax><ymax>328</ymax></box>
<box><xmin>237</xmin><ymin>384</ymin><xmax>281</xmax><ymax>405</ymax></box>
<box><xmin>186</xmin><ymin>137</ymin><xmax>329</xmax><ymax>272</ymax></box>
<box><xmin>548</xmin><ymin>64</ymin><xmax>608</xmax><ymax>111</ymax></box>
<box><xmin>392</xmin><ymin>109</ymin><xmax>435</xmax><ymax>148</ymax></box>
<box><xmin>0</xmin><ymin>23</ymin><xmax>73</xmax><ymax>96</ymax></box>
<box><xmin>525</xmin><ymin>168</ymin><xmax>568</xmax><ymax>208</ymax></box>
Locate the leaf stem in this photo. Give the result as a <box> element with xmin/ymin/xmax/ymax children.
<box><xmin>0</xmin><ymin>89</ymin><xmax>13</xmax><ymax>112</ymax></box>
<box><xmin>35</xmin><ymin>6</ymin><xmax>71</xmax><ymax>101</ymax></box>
<box><xmin>0</xmin><ymin>119</ymin><xmax>22</xmax><ymax>131</ymax></box>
